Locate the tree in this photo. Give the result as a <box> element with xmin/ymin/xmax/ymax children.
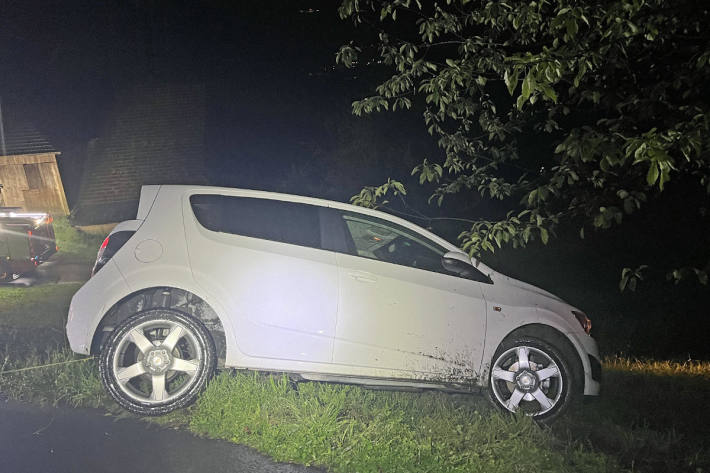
<box><xmin>336</xmin><ymin>0</ymin><xmax>710</xmax><ymax>289</ymax></box>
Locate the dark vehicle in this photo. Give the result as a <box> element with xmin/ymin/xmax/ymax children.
<box><xmin>0</xmin><ymin>208</ymin><xmax>57</xmax><ymax>281</ymax></box>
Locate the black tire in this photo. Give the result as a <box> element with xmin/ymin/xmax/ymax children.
<box><xmin>99</xmin><ymin>308</ymin><xmax>216</xmax><ymax>416</ymax></box>
<box><xmin>487</xmin><ymin>337</ymin><xmax>579</xmax><ymax>423</ymax></box>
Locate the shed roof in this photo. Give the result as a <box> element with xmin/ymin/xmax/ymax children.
<box><xmin>0</xmin><ymin>117</ymin><xmax>57</xmax><ymax>157</ymax></box>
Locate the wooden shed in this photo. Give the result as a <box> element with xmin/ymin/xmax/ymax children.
<box><xmin>0</xmin><ymin>118</ymin><xmax>69</xmax><ymax>215</ymax></box>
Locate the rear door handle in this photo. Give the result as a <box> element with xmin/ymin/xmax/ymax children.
<box><xmin>348</xmin><ymin>271</ymin><xmax>378</xmax><ymax>283</ymax></box>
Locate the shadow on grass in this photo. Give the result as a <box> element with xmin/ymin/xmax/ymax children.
<box><xmin>556</xmin><ymin>358</ymin><xmax>710</xmax><ymax>473</ymax></box>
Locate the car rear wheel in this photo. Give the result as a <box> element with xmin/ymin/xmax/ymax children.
<box><xmin>488</xmin><ymin>337</ymin><xmax>578</xmax><ymax>423</ymax></box>
<box><xmin>99</xmin><ymin>309</ymin><xmax>216</xmax><ymax>416</ymax></box>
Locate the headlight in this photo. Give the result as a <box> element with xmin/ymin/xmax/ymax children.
<box><xmin>572</xmin><ymin>310</ymin><xmax>592</xmax><ymax>335</ymax></box>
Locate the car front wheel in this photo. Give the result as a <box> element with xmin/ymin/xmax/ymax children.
<box><xmin>99</xmin><ymin>309</ymin><xmax>216</xmax><ymax>416</ymax></box>
<box><xmin>488</xmin><ymin>337</ymin><xmax>578</xmax><ymax>422</ymax></box>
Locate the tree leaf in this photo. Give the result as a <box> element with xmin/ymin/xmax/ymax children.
<box><xmin>540</xmin><ymin>227</ymin><xmax>549</xmax><ymax>244</ymax></box>
<box><xmin>521</xmin><ymin>72</ymin><xmax>533</xmax><ymax>100</ymax></box>
<box><xmin>646</xmin><ymin>163</ymin><xmax>659</xmax><ymax>186</ymax></box>
<box><xmin>504</xmin><ymin>69</ymin><xmax>519</xmax><ymax>95</ymax></box>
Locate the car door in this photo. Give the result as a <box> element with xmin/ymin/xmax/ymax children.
<box><xmin>184</xmin><ymin>193</ymin><xmax>339</xmax><ymax>364</ymax></box>
<box><xmin>329</xmin><ymin>210</ymin><xmax>488</xmax><ymax>383</ymax></box>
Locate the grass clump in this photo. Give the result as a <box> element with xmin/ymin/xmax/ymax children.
<box><xmin>0</xmin><ymin>348</ymin><xmax>107</xmax><ymax>408</ymax></box>
<box><xmin>190</xmin><ymin>371</ymin><xmax>618</xmax><ymax>473</ymax></box>
<box><xmin>53</xmin><ymin>216</ymin><xmax>105</xmax><ymax>263</ymax></box>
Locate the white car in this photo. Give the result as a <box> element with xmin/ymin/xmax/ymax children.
<box><xmin>66</xmin><ymin>185</ymin><xmax>600</xmax><ymax>421</ymax></box>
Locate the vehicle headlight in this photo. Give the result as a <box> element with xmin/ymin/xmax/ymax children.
<box><xmin>572</xmin><ymin>310</ymin><xmax>592</xmax><ymax>335</ymax></box>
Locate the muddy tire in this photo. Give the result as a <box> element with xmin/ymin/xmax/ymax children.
<box><xmin>488</xmin><ymin>337</ymin><xmax>578</xmax><ymax>423</ymax></box>
<box><xmin>99</xmin><ymin>309</ymin><xmax>216</xmax><ymax>416</ymax></box>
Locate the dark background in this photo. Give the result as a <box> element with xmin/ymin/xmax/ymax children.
<box><xmin>1</xmin><ymin>0</ymin><xmax>708</xmax><ymax>359</ymax></box>
<box><xmin>0</xmin><ymin>0</ymin><xmax>426</xmax><ymax>202</ymax></box>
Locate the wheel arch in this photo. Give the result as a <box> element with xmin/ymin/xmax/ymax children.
<box><xmin>89</xmin><ymin>286</ymin><xmax>229</xmax><ymax>365</ymax></box>
<box><xmin>487</xmin><ymin>323</ymin><xmax>586</xmax><ymax>395</ymax></box>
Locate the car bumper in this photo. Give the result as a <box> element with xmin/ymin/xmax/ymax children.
<box><xmin>66</xmin><ymin>260</ymin><xmax>130</xmax><ymax>355</ymax></box>
<box><xmin>574</xmin><ymin>332</ymin><xmax>601</xmax><ymax>396</ymax></box>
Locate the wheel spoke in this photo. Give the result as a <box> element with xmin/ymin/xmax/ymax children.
<box><xmin>516</xmin><ymin>347</ymin><xmax>530</xmax><ymax>369</ymax></box>
<box><xmin>129</xmin><ymin>329</ymin><xmax>154</xmax><ymax>354</ymax></box>
<box><xmin>150</xmin><ymin>374</ymin><xmax>167</xmax><ymax>401</ymax></box>
<box><xmin>531</xmin><ymin>388</ymin><xmax>555</xmax><ymax>410</ymax></box>
<box><xmin>492</xmin><ymin>367</ymin><xmax>516</xmax><ymax>383</ymax></box>
<box><xmin>171</xmin><ymin>357</ymin><xmax>199</xmax><ymax>373</ymax></box>
<box><xmin>116</xmin><ymin>362</ymin><xmax>146</xmax><ymax>383</ymax></box>
<box><xmin>161</xmin><ymin>325</ymin><xmax>184</xmax><ymax>351</ymax></box>
<box><xmin>506</xmin><ymin>389</ymin><xmax>525</xmax><ymax>411</ymax></box>
<box><xmin>535</xmin><ymin>365</ymin><xmax>559</xmax><ymax>382</ymax></box>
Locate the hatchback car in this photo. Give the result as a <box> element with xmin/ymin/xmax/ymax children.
<box><xmin>66</xmin><ymin>185</ymin><xmax>600</xmax><ymax>421</ymax></box>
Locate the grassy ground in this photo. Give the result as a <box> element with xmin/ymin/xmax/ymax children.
<box><xmin>1</xmin><ymin>281</ymin><xmax>708</xmax><ymax>473</ymax></box>
<box><xmin>52</xmin><ymin>216</ymin><xmax>105</xmax><ymax>263</ymax></box>
<box><xmin>0</xmin><ymin>283</ymin><xmax>81</xmax><ymax>329</ymax></box>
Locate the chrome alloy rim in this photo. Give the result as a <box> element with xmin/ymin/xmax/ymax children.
<box><xmin>111</xmin><ymin>319</ymin><xmax>203</xmax><ymax>404</ymax></box>
<box><xmin>490</xmin><ymin>346</ymin><xmax>563</xmax><ymax>416</ymax></box>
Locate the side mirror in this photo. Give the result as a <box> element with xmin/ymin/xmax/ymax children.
<box><xmin>441</xmin><ymin>251</ymin><xmax>473</xmax><ymax>274</ymax></box>
<box><xmin>441</xmin><ymin>251</ymin><xmax>492</xmax><ymax>283</ymax></box>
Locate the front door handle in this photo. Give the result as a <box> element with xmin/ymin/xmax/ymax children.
<box><xmin>348</xmin><ymin>271</ymin><xmax>378</xmax><ymax>283</ymax></box>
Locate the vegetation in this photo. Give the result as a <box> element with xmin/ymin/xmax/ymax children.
<box><xmin>191</xmin><ymin>372</ymin><xmax>616</xmax><ymax>473</ymax></box>
<box><xmin>52</xmin><ymin>216</ymin><xmax>105</xmax><ymax>263</ymax></box>
<box><xmin>0</xmin><ymin>349</ymin><xmax>105</xmax><ymax>409</ymax></box>
<box><xmin>336</xmin><ymin>0</ymin><xmax>710</xmax><ymax>288</ymax></box>
<box><xmin>0</xmin><ymin>283</ymin><xmax>81</xmax><ymax>329</ymax></box>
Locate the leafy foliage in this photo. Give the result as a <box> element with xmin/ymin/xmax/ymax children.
<box><xmin>336</xmin><ymin>0</ymin><xmax>710</xmax><ymax>287</ymax></box>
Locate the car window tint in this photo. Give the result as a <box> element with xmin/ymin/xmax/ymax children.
<box><xmin>190</xmin><ymin>194</ymin><xmax>321</xmax><ymax>249</ymax></box>
<box><xmin>339</xmin><ymin>212</ymin><xmax>449</xmax><ymax>274</ymax></box>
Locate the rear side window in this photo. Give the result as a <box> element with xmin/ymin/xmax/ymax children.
<box><xmin>190</xmin><ymin>194</ymin><xmax>321</xmax><ymax>249</ymax></box>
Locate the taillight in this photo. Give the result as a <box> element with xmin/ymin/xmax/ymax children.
<box><xmin>92</xmin><ymin>231</ymin><xmax>135</xmax><ymax>276</ymax></box>
<box><xmin>572</xmin><ymin>310</ymin><xmax>592</xmax><ymax>335</ymax></box>
<box><xmin>27</xmin><ymin>230</ymin><xmax>34</xmax><ymax>258</ymax></box>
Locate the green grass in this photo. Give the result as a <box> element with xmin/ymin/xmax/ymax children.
<box><xmin>1</xmin><ymin>280</ymin><xmax>708</xmax><ymax>472</ymax></box>
<box><xmin>0</xmin><ymin>283</ymin><xmax>81</xmax><ymax>329</ymax></box>
<box><xmin>0</xmin><ymin>349</ymin><xmax>106</xmax><ymax>408</ymax></box>
<box><xmin>53</xmin><ymin>216</ymin><xmax>105</xmax><ymax>263</ymax></box>
<box><xmin>190</xmin><ymin>372</ymin><xmax>617</xmax><ymax>472</ymax></box>
<box><xmin>185</xmin><ymin>362</ymin><xmax>710</xmax><ymax>473</ymax></box>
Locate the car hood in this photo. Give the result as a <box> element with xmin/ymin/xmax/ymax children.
<box><xmin>492</xmin><ymin>274</ymin><xmax>565</xmax><ymax>303</ymax></box>
<box><xmin>473</xmin><ymin>259</ymin><xmax>568</xmax><ymax>306</ymax></box>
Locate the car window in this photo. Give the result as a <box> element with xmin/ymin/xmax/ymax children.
<box><xmin>190</xmin><ymin>194</ymin><xmax>321</xmax><ymax>249</ymax></box>
<box><xmin>338</xmin><ymin>212</ymin><xmax>450</xmax><ymax>275</ymax></box>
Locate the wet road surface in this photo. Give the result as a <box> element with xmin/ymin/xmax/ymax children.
<box><xmin>0</xmin><ymin>400</ymin><xmax>321</xmax><ymax>473</ymax></box>
<box><xmin>0</xmin><ymin>259</ymin><xmax>91</xmax><ymax>287</ymax></box>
